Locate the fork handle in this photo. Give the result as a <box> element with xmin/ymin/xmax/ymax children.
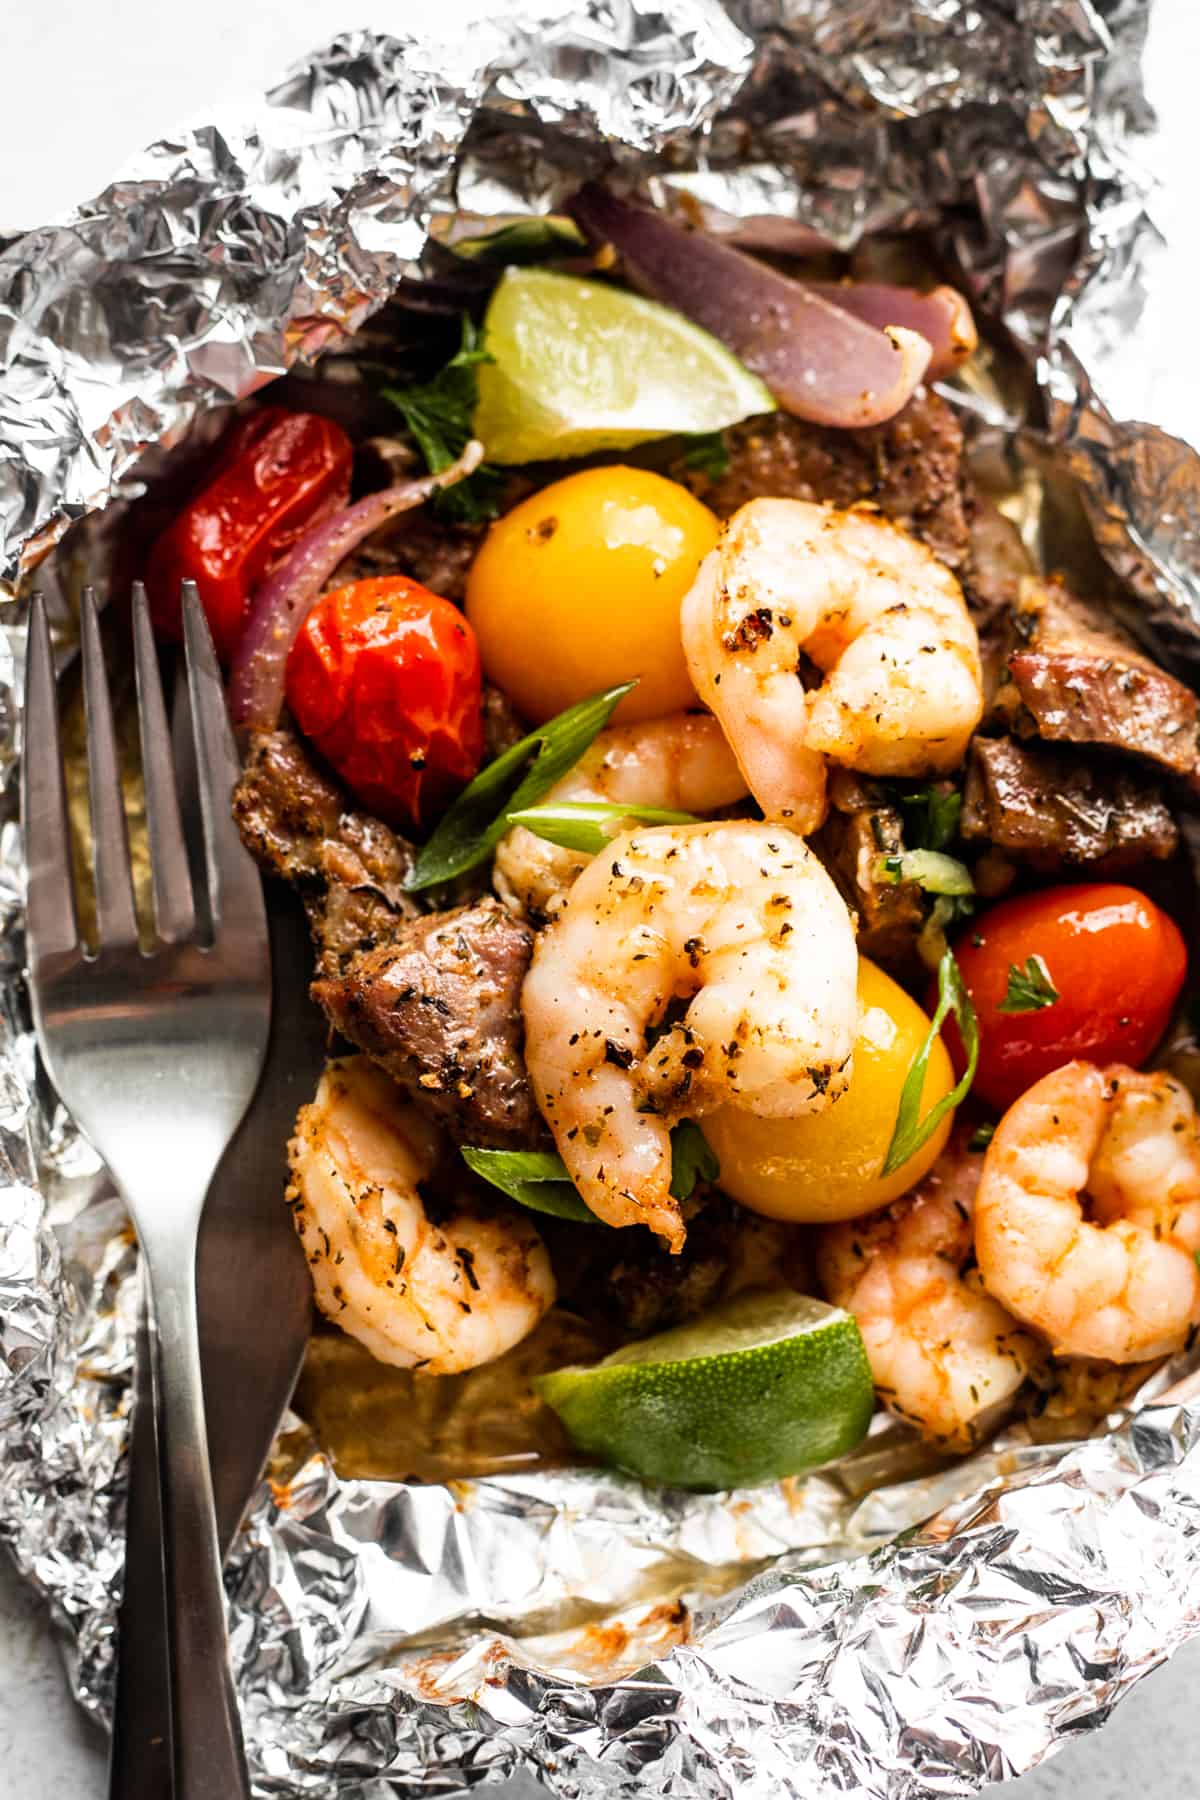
<box><xmin>108</xmin><ymin>1267</ymin><xmax>172</xmax><ymax>1800</ymax></box>
<box><xmin>146</xmin><ymin>1236</ymin><xmax>250</xmax><ymax>1800</ymax></box>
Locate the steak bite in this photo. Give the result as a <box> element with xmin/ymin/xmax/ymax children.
<box><xmin>233</xmin><ymin>730</ymin><xmax>540</xmax><ymax>1145</ymax></box>
<box><xmin>687</xmin><ymin>386</ymin><xmax>969</xmax><ymax>570</ymax></box>
<box><xmin>232</xmin><ymin>728</ymin><xmax>418</xmax><ymax>976</ymax></box>
<box><xmin>996</xmin><ymin>576</ymin><xmax>1200</xmax><ymax>780</ymax></box>
<box><xmin>961</xmin><ymin>736</ymin><xmax>1178</xmax><ymax>872</ymax></box>
<box><xmin>961</xmin><ymin>497</ymin><xmax>1035</xmax><ymax>709</ymax></box>
<box><xmin>313</xmin><ymin>899</ymin><xmax>539</xmax><ymax>1148</ymax></box>
<box><xmin>962</xmin><ymin>496</ymin><xmax>1033</xmax><ymax>619</ymax></box>
<box><xmin>812</xmin><ymin>771</ymin><xmax>926</xmax><ymax>970</ymax></box>
<box><xmin>335</xmin><ymin>505</ymin><xmax>486</xmax><ymax>604</ymax></box>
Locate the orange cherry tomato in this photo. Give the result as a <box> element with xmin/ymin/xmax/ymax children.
<box><xmin>948</xmin><ymin>882</ymin><xmax>1187</xmax><ymax>1112</ymax></box>
<box><xmin>286</xmin><ymin>576</ymin><xmax>483</xmax><ymax>832</ymax></box>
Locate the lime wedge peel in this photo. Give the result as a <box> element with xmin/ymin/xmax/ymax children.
<box><xmin>473</xmin><ymin>266</ymin><xmax>776</xmax><ymax>465</ymax></box>
<box><xmin>535</xmin><ymin>1289</ymin><xmax>875</xmax><ymax>1493</ymax></box>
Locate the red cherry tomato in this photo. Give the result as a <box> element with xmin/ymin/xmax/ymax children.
<box><xmin>948</xmin><ymin>883</ymin><xmax>1187</xmax><ymax>1112</ymax></box>
<box><xmin>286</xmin><ymin>576</ymin><xmax>484</xmax><ymax>832</ymax></box>
<box><xmin>145</xmin><ymin>409</ymin><xmax>352</xmax><ymax>662</ymax></box>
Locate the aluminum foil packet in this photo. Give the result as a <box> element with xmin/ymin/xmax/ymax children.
<box><xmin>3</xmin><ymin>4</ymin><xmax>1200</xmax><ymax>1797</ymax></box>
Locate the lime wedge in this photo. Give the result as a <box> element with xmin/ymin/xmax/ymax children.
<box><xmin>473</xmin><ymin>266</ymin><xmax>776</xmax><ymax>465</ymax></box>
<box><xmin>534</xmin><ymin>1289</ymin><xmax>874</xmax><ymax>1491</ymax></box>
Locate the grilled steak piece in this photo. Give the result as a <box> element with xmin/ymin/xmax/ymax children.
<box><xmin>546</xmin><ymin>1189</ymin><xmax>736</xmax><ymax>1338</ymax></box>
<box><xmin>685</xmin><ymin>387</ymin><xmax>969</xmax><ymax>570</ymax></box>
<box><xmin>961</xmin><ymin>496</ymin><xmax>1035</xmax><ymax>710</ymax></box>
<box><xmin>234</xmin><ymin>731</ymin><xmax>541</xmax><ymax>1145</ymax></box>
<box><xmin>961</xmin><ymin>736</ymin><xmax>1178</xmax><ymax>872</ymax></box>
<box><xmin>331</xmin><ymin>474</ymin><xmax>534</xmax><ymax>603</ymax></box>
<box><xmin>337</xmin><ymin>506</ymin><xmax>486</xmax><ymax>603</ymax></box>
<box><xmin>813</xmin><ymin>771</ymin><xmax>926</xmax><ymax>970</ymax></box>
<box><xmin>233</xmin><ymin>728</ymin><xmax>418</xmax><ymax>977</ymax></box>
<box><xmin>996</xmin><ymin>576</ymin><xmax>1200</xmax><ymax>780</ymax></box>
<box><xmin>313</xmin><ymin>898</ymin><xmax>538</xmax><ymax>1147</ymax></box>
<box><xmin>962</xmin><ymin>497</ymin><xmax>1032</xmax><ymax>618</ymax></box>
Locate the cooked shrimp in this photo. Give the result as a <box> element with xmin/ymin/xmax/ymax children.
<box><xmin>817</xmin><ymin>1135</ymin><xmax>1038</xmax><ymax>1447</ymax></box>
<box><xmin>681</xmin><ymin>498</ymin><xmax>983</xmax><ymax>831</ymax></box>
<box><xmin>521</xmin><ymin>820</ymin><xmax>858</xmax><ymax>1251</ymax></box>
<box><xmin>975</xmin><ymin>1062</ymin><xmax>1200</xmax><ymax>1363</ymax></box>
<box><xmin>288</xmin><ymin>1056</ymin><xmax>556</xmax><ymax>1374</ymax></box>
<box><xmin>494</xmin><ymin>711</ymin><xmax>747</xmax><ymax>920</ymax></box>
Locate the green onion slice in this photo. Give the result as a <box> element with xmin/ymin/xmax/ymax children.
<box><xmin>508</xmin><ymin>800</ymin><xmax>697</xmax><ymax>855</ymax></box>
<box><xmin>406</xmin><ymin>682</ymin><xmax>634</xmax><ymax>889</ymax></box>
<box><xmin>877</xmin><ymin>849</ymin><xmax>974</xmax><ymax>896</ymax></box>
<box><xmin>881</xmin><ymin>947</ymin><xmax>979</xmax><ymax>1176</ymax></box>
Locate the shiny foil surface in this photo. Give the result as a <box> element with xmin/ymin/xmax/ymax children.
<box><xmin>4</xmin><ymin>5</ymin><xmax>1200</xmax><ymax>1797</ymax></box>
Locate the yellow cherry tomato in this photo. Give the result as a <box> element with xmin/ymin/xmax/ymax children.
<box><xmin>704</xmin><ymin>959</ymin><xmax>954</xmax><ymax>1224</ymax></box>
<box><xmin>465</xmin><ymin>466</ymin><xmax>719</xmax><ymax>724</ymax></box>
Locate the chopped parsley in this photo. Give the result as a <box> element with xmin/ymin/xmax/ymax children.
<box><xmin>682</xmin><ymin>430</ymin><xmax>731</xmax><ymax>480</ymax></box>
<box><xmin>668</xmin><ymin>1120</ymin><xmax>720</xmax><ymax>1201</ymax></box>
<box><xmin>381</xmin><ymin>315</ymin><xmax>506</xmax><ymax>524</ymax></box>
<box><xmin>997</xmin><ymin>955</ymin><xmax>1059</xmax><ymax>1015</ymax></box>
<box><xmin>898</xmin><ymin>785</ymin><xmax>963</xmax><ymax>853</ymax></box>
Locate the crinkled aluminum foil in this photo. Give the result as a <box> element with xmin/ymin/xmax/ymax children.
<box><xmin>3</xmin><ymin>4</ymin><xmax>1200</xmax><ymax>1797</ymax></box>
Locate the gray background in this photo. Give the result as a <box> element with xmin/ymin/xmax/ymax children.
<box><xmin>2</xmin><ymin>2</ymin><xmax>1199</xmax><ymax>1795</ymax></box>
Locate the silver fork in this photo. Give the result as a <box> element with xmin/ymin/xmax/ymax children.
<box><xmin>23</xmin><ymin>580</ymin><xmax>270</xmax><ymax>1800</ymax></box>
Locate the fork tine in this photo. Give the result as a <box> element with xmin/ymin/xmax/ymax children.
<box><xmin>80</xmin><ymin>587</ymin><xmax>140</xmax><ymax>950</ymax></box>
<box><xmin>168</xmin><ymin>644</ymin><xmax>214</xmax><ymax>945</ymax></box>
<box><xmin>21</xmin><ymin>593</ymin><xmax>80</xmax><ymax>969</ymax></box>
<box><xmin>132</xmin><ymin>583</ymin><xmax>196</xmax><ymax>944</ymax></box>
<box><xmin>181</xmin><ymin>582</ymin><xmax>265</xmax><ymax>940</ymax></box>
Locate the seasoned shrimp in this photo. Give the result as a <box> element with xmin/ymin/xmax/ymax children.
<box><xmin>494</xmin><ymin>711</ymin><xmax>747</xmax><ymax>920</ymax></box>
<box><xmin>288</xmin><ymin>1056</ymin><xmax>556</xmax><ymax>1374</ymax></box>
<box><xmin>817</xmin><ymin>1136</ymin><xmax>1038</xmax><ymax>1446</ymax></box>
<box><xmin>681</xmin><ymin>498</ymin><xmax>984</xmax><ymax>831</ymax></box>
<box><xmin>975</xmin><ymin>1062</ymin><xmax>1200</xmax><ymax>1363</ymax></box>
<box><xmin>521</xmin><ymin>820</ymin><xmax>858</xmax><ymax>1251</ymax></box>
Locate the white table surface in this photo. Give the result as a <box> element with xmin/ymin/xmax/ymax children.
<box><xmin>2</xmin><ymin>3</ymin><xmax>1200</xmax><ymax>1796</ymax></box>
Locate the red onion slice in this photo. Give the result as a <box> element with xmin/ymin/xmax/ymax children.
<box><xmin>228</xmin><ymin>440</ymin><xmax>484</xmax><ymax>732</ymax></box>
<box><xmin>568</xmin><ymin>184</ymin><xmax>933</xmax><ymax>429</ymax></box>
<box><xmin>805</xmin><ymin>281</ymin><xmax>977</xmax><ymax>379</ymax></box>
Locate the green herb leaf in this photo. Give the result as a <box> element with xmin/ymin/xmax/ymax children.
<box><xmin>508</xmin><ymin>800</ymin><xmax>697</xmax><ymax>856</ymax></box>
<box><xmin>875</xmin><ymin>848</ymin><xmax>974</xmax><ymax>896</ymax></box>
<box><xmin>463</xmin><ymin>1121</ymin><xmax>719</xmax><ymax>1220</ymax></box>
<box><xmin>997</xmin><ymin>955</ymin><xmax>1059</xmax><ymax>1015</ymax></box>
<box><xmin>682</xmin><ymin>430</ymin><xmax>731</xmax><ymax>480</ymax></box>
<box><xmin>460</xmin><ymin>1148</ymin><xmax>597</xmax><ymax>1223</ymax></box>
<box><xmin>669</xmin><ymin>1120</ymin><xmax>720</xmax><ymax>1201</ymax></box>
<box><xmin>967</xmin><ymin>1121</ymin><xmax>995</xmax><ymax>1152</ymax></box>
<box><xmin>381</xmin><ymin>315</ymin><xmax>506</xmax><ymax>525</ymax></box>
<box><xmin>407</xmin><ymin>681</ymin><xmax>635</xmax><ymax>889</ymax></box>
<box><xmin>881</xmin><ymin>947</ymin><xmax>979</xmax><ymax>1176</ymax></box>
<box><xmin>448</xmin><ymin>216</ymin><xmax>587</xmax><ymax>263</ymax></box>
<box><xmin>899</xmin><ymin>785</ymin><xmax>962</xmax><ymax>852</ymax></box>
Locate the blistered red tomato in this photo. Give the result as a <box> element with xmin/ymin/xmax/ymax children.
<box><xmin>286</xmin><ymin>576</ymin><xmax>484</xmax><ymax>831</ymax></box>
<box><xmin>146</xmin><ymin>409</ymin><xmax>353</xmax><ymax>662</ymax></box>
<box><xmin>949</xmin><ymin>883</ymin><xmax>1187</xmax><ymax>1111</ymax></box>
